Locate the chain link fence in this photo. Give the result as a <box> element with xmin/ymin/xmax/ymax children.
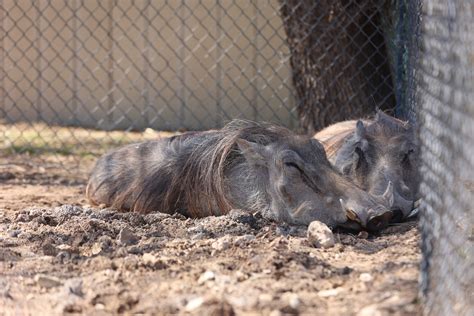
<box><xmin>0</xmin><ymin>0</ymin><xmax>403</xmax><ymax>159</ymax></box>
<box><xmin>416</xmin><ymin>1</ymin><xmax>474</xmax><ymax>315</ymax></box>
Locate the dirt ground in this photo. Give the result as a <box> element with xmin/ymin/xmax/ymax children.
<box><xmin>0</xmin><ymin>153</ymin><xmax>421</xmax><ymax>315</ymax></box>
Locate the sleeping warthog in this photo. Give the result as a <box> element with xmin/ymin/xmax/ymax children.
<box><xmin>87</xmin><ymin>120</ymin><xmax>392</xmax><ymax>231</ymax></box>
<box><xmin>314</xmin><ymin>111</ymin><xmax>419</xmax><ymax>221</ymax></box>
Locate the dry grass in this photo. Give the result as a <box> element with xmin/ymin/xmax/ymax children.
<box><xmin>1</xmin><ymin>122</ymin><xmax>178</xmax><ymax>157</ymax></box>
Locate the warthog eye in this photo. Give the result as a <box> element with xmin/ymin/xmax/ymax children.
<box><xmin>354</xmin><ymin>147</ymin><xmax>366</xmax><ymax>169</ymax></box>
<box><xmin>284</xmin><ymin>162</ymin><xmax>302</xmax><ymax>173</ymax></box>
<box><xmin>402</xmin><ymin>149</ymin><xmax>414</xmax><ymax>164</ymax></box>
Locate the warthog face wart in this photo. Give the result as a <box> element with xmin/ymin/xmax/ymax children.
<box><xmin>87</xmin><ymin>120</ymin><xmax>392</xmax><ymax>231</ymax></box>
<box><xmin>332</xmin><ymin>111</ymin><xmax>420</xmax><ymax>221</ymax></box>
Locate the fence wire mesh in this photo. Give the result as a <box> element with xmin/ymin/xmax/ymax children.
<box><xmin>417</xmin><ymin>1</ymin><xmax>474</xmax><ymax>315</ymax></box>
<box><xmin>1</xmin><ymin>0</ymin><xmax>402</xmax><ymax>160</ymax></box>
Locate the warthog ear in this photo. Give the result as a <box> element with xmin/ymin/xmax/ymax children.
<box><xmin>341</xmin><ymin>162</ymin><xmax>352</xmax><ymax>175</ymax></box>
<box><xmin>236</xmin><ymin>139</ymin><xmax>267</xmax><ymax>167</ymax></box>
<box><xmin>375</xmin><ymin>109</ymin><xmax>398</xmax><ymax>128</ymax></box>
<box><xmin>375</xmin><ymin>108</ymin><xmax>386</xmax><ymax>122</ymax></box>
<box><xmin>355</xmin><ymin>120</ymin><xmax>366</xmax><ymax>140</ymax></box>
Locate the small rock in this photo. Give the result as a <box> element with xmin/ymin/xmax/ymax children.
<box><xmin>185</xmin><ymin>297</ymin><xmax>205</xmax><ymax>311</ymax></box>
<box><xmin>35</xmin><ymin>274</ymin><xmax>63</xmax><ymax>288</ymax></box>
<box><xmin>191</xmin><ymin>232</ymin><xmax>207</xmax><ymax>240</ymax></box>
<box><xmin>56</xmin><ymin>244</ymin><xmax>73</xmax><ymax>251</ymax></box>
<box><xmin>142</xmin><ymin>253</ymin><xmax>167</xmax><ymax>269</ymax></box>
<box><xmin>56</xmin><ymin>251</ymin><xmax>71</xmax><ymax>263</ymax></box>
<box><xmin>127</xmin><ymin>246</ymin><xmax>142</xmax><ymax>255</ymax></box>
<box><xmin>341</xmin><ymin>266</ymin><xmax>352</xmax><ymax>275</ymax></box>
<box><xmin>228</xmin><ymin>209</ymin><xmax>258</xmax><ymax>228</ymax></box>
<box><xmin>15</xmin><ymin>213</ymin><xmax>30</xmax><ymax>223</ymax></box>
<box><xmin>317</xmin><ymin>288</ymin><xmax>342</xmax><ymax>298</ymax></box>
<box><xmin>82</xmin><ymin>238</ymin><xmax>109</xmax><ymax>257</ymax></box>
<box><xmin>91</xmin><ymin>243</ymin><xmax>103</xmax><ymax>255</ymax></box>
<box><xmin>212</xmin><ymin>236</ymin><xmax>231</xmax><ymax>251</ymax></box>
<box><xmin>117</xmin><ymin>227</ymin><xmax>138</xmax><ymax>246</ymax></box>
<box><xmin>187</xmin><ymin>226</ymin><xmax>206</xmax><ymax>236</ymax></box>
<box><xmin>307</xmin><ymin>221</ymin><xmax>335</xmax><ymax>248</ymax></box>
<box><xmin>42</xmin><ymin>243</ymin><xmax>58</xmax><ymax>256</ymax></box>
<box><xmin>28</xmin><ymin>209</ymin><xmax>44</xmax><ymax>218</ymax></box>
<box><xmin>8</xmin><ymin>230</ymin><xmax>21</xmax><ymax>238</ymax></box>
<box><xmin>258</xmin><ymin>293</ymin><xmax>273</xmax><ymax>304</ymax></box>
<box><xmin>63</xmin><ymin>304</ymin><xmax>82</xmax><ymax>313</ymax></box>
<box><xmin>357</xmin><ymin>304</ymin><xmax>384</xmax><ymax>316</ymax></box>
<box><xmin>359</xmin><ymin>273</ymin><xmax>374</xmax><ymax>282</ymax></box>
<box><xmin>97</xmin><ymin>235</ymin><xmax>113</xmax><ymax>249</ymax></box>
<box><xmin>198</xmin><ymin>270</ymin><xmax>215</xmax><ymax>285</ymax></box>
<box><xmin>142</xmin><ymin>253</ymin><xmax>158</xmax><ymax>265</ymax></box>
<box><xmin>186</xmin><ymin>297</ymin><xmax>235</xmax><ymax>315</ymax></box>
<box><xmin>358</xmin><ymin>231</ymin><xmax>369</xmax><ymax>239</ymax></box>
<box><xmin>0</xmin><ymin>171</ymin><xmax>15</xmax><ymax>181</ymax></box>
<box><xmin>287</xmin><ymin>293</ymin><xmax>300</xmax><ymax>309</ymax></box>
<box><xmin>63</xmin><ymin>279</ymin><xmax>83</xmax><ymax>297</ymax></box>
<box><xmin>233</xmin><ymin>234</ymin><xmax>256</xmax><ymax>247</ymax></box>
<box><xmin>235</xmin><ymin>270</ymin><xmax>247</xmax><ymax>282</ymax></box>
<box><xmin>0</xmin><ymin>284</ymin><xmax>12</xmax><ymax>299</ymax></box>
<box><xmin>144</xmin><ymin>212</ymin><xmax>170</xmax><ymax>224</ymax></box>
<box><xmin>95</xmin><ymin>303</ymin><xmax>105</xmax><ymax>310</ymax></box>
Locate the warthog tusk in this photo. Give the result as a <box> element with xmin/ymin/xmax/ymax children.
<box><xmin>382</xmin><ymin>181</ymin><xmax>395</xmax><ymax>207</ymax></box>
<box><xmin>340</xmin><ymin>198</ymin><xmax>360</xmax><ymax>223</ymax></box>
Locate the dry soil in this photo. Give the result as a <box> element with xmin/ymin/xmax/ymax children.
<box><xmin>0</xmin><ymin>153</ymin><xmax>420</xmax><ymax>315</ymax></box>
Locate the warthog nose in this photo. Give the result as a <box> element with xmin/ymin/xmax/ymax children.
<box><xmin>367</xmin><ymin>210</ymin><xmax>392</xmax><ymax>232</ymax></box>
<box><xmin>390</xmin><ymin>209</ymin><xmax>404</xmax><ymax>223</ymax></box>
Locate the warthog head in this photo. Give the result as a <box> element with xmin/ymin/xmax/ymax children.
<box><xmin>333</xmin><ymin>111</ymin><xmax>419</xmax><ymax>221</ymax></box>
<box><xmin>236</xmin><ymin>134</ymin><xmax>392</xmax><ymax>231</ymax></box>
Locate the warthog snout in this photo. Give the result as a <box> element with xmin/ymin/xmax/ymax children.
<box><xmin>339</xmin><ymin>199</ymin><xmax>392</xmax><ymax>232</ymax></box>
<box><xmin>367</xmin><ymin>208</ymin><xmax>393</xmax><ymax>232</ymax></box>
<box><xmin>374</xmin><ymin>180</ymin><xmax>414</xmax><ymax>223</ymax></box>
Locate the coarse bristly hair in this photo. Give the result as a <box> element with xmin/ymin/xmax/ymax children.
<box><xmin>87</xmin><ymin>120</ymin><xmax>294</xmax><ymax>217</ymax></box>
<box><xmin>314</xmin><ymin>111</ymin><xmax>412</xmax><ymax>160</ymax></box>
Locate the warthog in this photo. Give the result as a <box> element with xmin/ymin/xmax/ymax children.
<box><xmin>87</xmin><ymin>120</ymin><xmax>392</xmax><ymax>231</ymax></box>
<box><xmin>314</xmin><ymin>111</ymin><xmax>419</xmax><ymax>221</ymax></box>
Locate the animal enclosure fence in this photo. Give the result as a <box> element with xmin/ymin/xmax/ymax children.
<box><xmin>0</xmin><ymin>1</ymin><xmax>473</xmax><ymax>315</ymax></box>
<box><xmin>416</xmin><ymin>1</ymin><xmax>474</xmax><ymax>315</ymax></box>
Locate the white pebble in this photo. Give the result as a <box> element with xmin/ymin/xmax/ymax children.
<box><xmin>288</xmin><ymin>294</ymin><xmax>300</xmax><ymax>309</ymax></box>
<box><xmin>357</xmin><ymin>304</ymin><xmax>384</xmax><ymax>316</ymax></box>
<box><xmin>185</xmin><ymin>297</ymin><xmax>204</xmax><ymax>311</ymax></box>
<box><xmin>211</xmin><ymin>236</ymin><xmax>231</xmax><ymax>251</ymax></box>
<box><xmin>142</xmin><ymin>253</ymin><xmax>158</xmax><ymax>265</ymax></box>
<box><xmin>307</xmin><ymin>221</ymin><xmax>335</xmax><ymax>248</ymax></box>
<box><xmin>198</xmin><ymin>270</ymin><xmax>215</xmax><ymax>285</ymax></box>
<box><xmin>359</xmin><ymin>273</ymin><xmax>374</xmax><ymax>282</ymax></box>
<box><xmin>317</xmin><ymin>288</ymin><xmax>342</xmax><ymax>297</ymax></box>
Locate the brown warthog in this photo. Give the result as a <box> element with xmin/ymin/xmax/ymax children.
<box><xmin>87</xmin><ymin>120</ymin><xmax>392</xmax><ymax>231</ymax></box>
<box><xmin>314</xmin><ymin>111</ymin><xmax>419</xmax><ymax>221</ymax></box>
